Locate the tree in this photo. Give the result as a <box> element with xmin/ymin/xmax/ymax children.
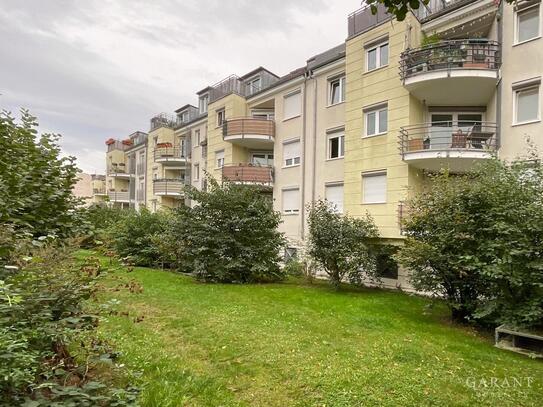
<box><xmin>397</xmin><ymin>158</ymin><xmax>543</xmax><ymax>328</ymax></box>
<box><xmin>0</xmin><ymin>110</ymin><xmax>81</xmax><ymax>240</ymax></box>
<box><xmin>169</xmin><ymin>177</ymin><xmax>285</xmax><ymax>283</ymax></box>
<box><xmin>365</xmin><ymin>0</ymin><xmax>514</xmax><ymax>22</ymax></box>
<box><xmin>307</xmin><ymin>200</ymin><xmax>379</xmax><ymax>289</ymax></box>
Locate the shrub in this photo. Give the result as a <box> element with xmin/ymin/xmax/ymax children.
<box><xmin>397</xmin><ymin>158</ymin><xmax>543</xmax><ymax>328</ymax></box>
<box><xmin>283</xmin><ymin>259</ymin><xmax>304</xmax><ymax>277</ymax></box>
<box><xmin>169</xmin><ymin>178</ymin><xmax>285</xmax><ymax>283</ymax></box>
<box><xmin>307</xmin><ymin>200</ymin><xmax>379</xmax><ymax>289</ymax></box>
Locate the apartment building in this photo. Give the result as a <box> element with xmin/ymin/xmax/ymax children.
<box><xmin>100</xmin><ymin>0</ymin><xmax>542</xmax><ymax>286</ymax></box>
<box><xmin>90</xmin><ymin>174</ymin><xmax>107</xmax><ymax>205</ymax></box>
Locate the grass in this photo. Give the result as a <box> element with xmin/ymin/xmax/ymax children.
<box><xmin>78</xmin><ymin>250</ymin><xmax>543</xmax><ymax>407</ymax></box>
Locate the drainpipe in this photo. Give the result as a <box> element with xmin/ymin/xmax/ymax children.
<box><xmin>300</xmin><ymin>71</ymin><xmax>309</xmax><ymax>241</ymax></box>
<box><xmin>496</xmin><ymin>0</ymin><xmax>503</xmax><ymax>152</ymax></box>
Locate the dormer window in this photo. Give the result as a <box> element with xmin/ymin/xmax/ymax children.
<box><xmin>247</xmin><ymin>76</ymin><xmax>261</xmax><ymax>96</ymax></box>
<box><xmin>199</xmin><ymin>94</ymin><xmax>209</xmax><ymax>114</ymax></box>
<box><xmin>178</xmin><ymin>111</ymin><xmax>189</xmax><ymax>123</ymax></box>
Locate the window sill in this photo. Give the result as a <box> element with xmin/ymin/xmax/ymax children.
<box><xmin>326</xmin><ymin>156</ymin><xmax>344</xmax><ymax>162</ymax></box>
<box><xmin>283</xmin><ymin>114</ymin><xmax>301</xmax><ymax>122</ymax></box>
<box><xmin>362</xmin><ymin>132</ymin><xmax>387</xmax><ymax>139</ymax></box>
<box><xmin>282</xmin><ymin>212</ymin><xmax>300</xmax><ymax>216</ymax></box>
<box><xmin>512</xmin><ymin>119</ymin><xmax>541</xmax><ymax>127</ymax></box>
<box><xmin>326</xmin><ymin>101</ymin><xmax>345</xmax><ymax>108</ymax></box>
<box><xmin>362</xmin><ymin>201</ymin><xmax>387</xmax><ymax>205</ymax></box>
<box><xmin>513</xmin><ymin>36</ymin><xmax>541</xmax><ymax>47</ymax></box>
<box><xmin>282</xmin><ymin>164</ymin><xmax>301</xmax><ymax>169</ymax></box>
<box><xmin>364</xmin><ymin>65</ymin><xmax>388</xmax><ymax>75</ymax></box>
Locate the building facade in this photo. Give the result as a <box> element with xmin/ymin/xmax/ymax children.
<box><xmin>100</xmin><ymin>0</ymin><xmax>542</xmax><ymax>286</ymax></box>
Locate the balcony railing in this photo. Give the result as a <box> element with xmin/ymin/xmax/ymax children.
<box><xmin>400</xmin><ymin>39</ymin><xmax>500</xmax><ymax>81</ymax></box>
<box><xmin>153</xmin><ymin>147</ymin><xmax>188</xmax><ymax>162</ymax></box>
<box><xmin>108</xmin><ymin>191</ymin><xmax>130</xmax><ymax>202</ymax></box>
<box><xmin>222</xmin><ymin>164</ymin><xmax>274</xmax><ymax>186</ymax></box>
<box><xmin>153</xmin><ymin>178</ymin><xmax>184</xmax><ymax>197</ymax></box>
<box><xmin>222</xmin><ymin>118</ymin><xmax>275</xmax><ymax>139</ymax></box>
<box><xmin>93</xmin><ymin>188</ymin><xmax>106</xmax><ymax>195</ymax></box>
<box><xmin>107</xmin><ymin>164</ymin><xmax>128</xmax><ymax>174</ymax></box>
<box><xmin>347</xmin><ymin>4</ymin><xmax>390</xmax><ymax>38</ymax></box>
<box><xmin>399</xmin><ymin>121</ymin><xmax>498</xmax><ymax>154</ymax></box>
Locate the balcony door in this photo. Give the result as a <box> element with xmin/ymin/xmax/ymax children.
<box><xmin>251</xmin><ymin>152</ymin><xmax>274</xmax><ymax>166</ymax></box>
<box><xmin>430</xmin><ymin>113</ymin><xmax>483</xmax><ymax>149</ymax></box>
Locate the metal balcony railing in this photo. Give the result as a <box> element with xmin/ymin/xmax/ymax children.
<box><xmin>107</xmin><ymin>163</ymin><xmax>128</xmax><ymax>174</ymax></box>
<box><xmin>108</xmin><ymin>191</ymin><xmax>130</xmax><ymax>201</ymax></box>
<box><xmin>153</xmin><ymin>147</ymin><xmax>188</xmax><ymax>161</ymax></box>
<box><xmin>347</xmin><ymin>3</ymin><xmax>390</xmax><ymax>38</ymax></box>
<box><xmin>222</xmin><ymin>164</ymin><xmax>274</xmax><ymax>185</ymax></box>
<box><xmin>150</xmin><ymin>113</ymin><xmax>177</xmax><ymax>131</ymax></box>
<box><xmin>399</xmin><ymin>121</ymin><xmax>498</xmax><ymax>155</ymax></box>
<box><xmin>222</xmin><ymin>118</ymin><xmax>275</xmax><ymax>139</ymax></box>
<box><xmin>93</xmin><ymin>188</ymin><xmax>106</xmax><ymax>195</ymax></box>
<box><xmin>400</xmin><ymin>39</ymin><xmax>500</xmax><ymax>81</ymax></box>
<box><xmin>153</xmin><ymin>178</ymin><xmax>184</xmax><ymax>196</ymax></box>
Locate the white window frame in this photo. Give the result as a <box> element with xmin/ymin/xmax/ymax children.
<box><xmin>366</xmin><ymin>40</ymin><xmax>389</xmax><ymax>72</ymax></box>
<box><xmin>364</xmin><ymin>104</ymin><xmax>388</xmax><ymax>137</ymax></box>
<box><xmin>515</xmin><ymin>4</ymin><xmax>541</xmax><ymax>45</ymax></box>
<box><xmin>283</xmin><ymin>139</ymin><xmax>301</xmax><ymax>168</ymax></box>
<box><xmin>362</xmin><ymin>171</ymin><xmax>387</xmax><ymax>204</ymax></box>
<box><xmin>513</xmin><ymin>83</ymin><xmax>541</xmax><ymax>125</ymax></box>
<box><xmin>325</xmin><ymin>183</ymin><xmax>344</xmax><ymax>213</ymax></box>
<box><xmin>178</xmin><ymin>111</ymin><xmax>188</xmax><ymax>123</ymax></box>
<box><xmin>283</xmin><ymin>90</ymin><xmax>302</xmax><ymax>120</ymax></box>
<box><xmin>215</xmin><ymin>150</ymin><xmax>225</xmax><ymax>169</ymax></box>
<box><xmin>328</xmin><ymin>75</ymin><xmax>346</xmax><ymax>106</ymax></box>
<box><xmin>199</xmin><ymin>94</ymin><xmax>209</xmax><ymax>114</ymax></box>
<box><xmin>327</xmin><ymin>131</ymin><xmax>345</xmax><ymax>159</ymax></box>
<box><xmin>282</xmin><ymin>188</ymin><xmax>300</xmax><ymax>214</ymax></box>
<box><xmin>193</xmin><ymin>164</ymin><xmax>200</xmax><ymax>181</ymax></box>
<box><xmin>246</xmin><ymin>76</ymin><xmax>261</xmax><ymax>96</ymax></box>
<box><xmin>217</xmin><ymin>109</ymin><xmax>225</xmax><ymax>127</ymax></box>
<box><xmin>193</xmin><ymin>129</ymin><xmax>200</xmax><ymax>147</ymax></box>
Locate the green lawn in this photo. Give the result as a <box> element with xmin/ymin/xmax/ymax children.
<box><xmin>79</xmin><ymin>250</ymin><xmax>543</xmax><ymax>407</ymax></box>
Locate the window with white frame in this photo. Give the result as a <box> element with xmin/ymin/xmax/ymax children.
<box><xmin>329</xmin><ymin>75</ymin><xmax>346</xmax><ymax>105</ymax></box>
<box><xmin>366</xmin><ymin>40</ymin><xmax>389</xmax><ymax>71</ymax></box>
<box><xmin>327</xmin><ymin>131</ymin><xmax>345</xmax><ymax>159</ymax></box>
<box><xmin>364</xmin><ymin>104</ymin><xmax>388</xmax><ymax>136</ymax></box>
<box><xmin>514</xmin><ymin>82</ymin><xmax>540</xmax><ymax>124</ymax></box>
<box><xmin>199</xmin><ymin>94</ymin><xmax>209</xmax><ymax>114</ymax></box>
<box><xmin>194</xmin><ymin>129</ymin><xmax>200</xmax><ymax>146</ymax></box>
<box><xmin>283</xmin><ymin>91</ymin><xmax>301</xmax><ymax>120</ymax></box>
<box><xmin>516</xmin><ymin>4</ymin><xmax>541</xmax><ymax>44</ymax></box>
<box><xmin>178</xmin><ymin>111</ymin><xmax>188</xmax><ymax>123</ymax></box>
<box><xmin>215</xmin><ymin>150</ymin><xmax>225</xmax><ymax>168</ymax></box>
<box><xmin>325</xmin><ymin>183</ymin><xmax>344</xmax><ymax>213</ymax></box>
<box><xmin>194</xmin><ymin>164</ymin><xmax>200</xmax><ymax>181</ymax></box>
<box><xmin>246</xmin><ymin>77</ymin><xmax>261</xmax><ymax>96</ymax></box>
<box><xmin>217</xmin><ymin>109</ymin><xmax>225</xmax><ymax>127</ymax></box>
<box><xmin>283</xmin><ymin>139</ymin><xmax>301</xmax><ymax>167</ymax></box>
<box><xmin>282</xmin><ymin>188</ymin><xmax>300</xmax><ymax>214</ymax></box>
<box><xmin>362</xmin><ymin>172</ymin><xmax>387</xmax><ymax>204</ymax></box>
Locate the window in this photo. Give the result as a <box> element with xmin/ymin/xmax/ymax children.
<box><xmin>217</xmin><ymin>109</ymin><xmax>225</xmax><ymax>127</ymax></box>
<box><xmin>194</xmin><ymin>164</ymin><xmax>200</xmax><ymax>181</ymax></box>
<box><xmin>283</xmin><ymin>140</ymin><xmax>301</xmax><ymax>167</ymax></box>
<box><xmin>180</xmin><ymin>139</ymin><xmax>187</xmax><ymax>157</ymax></box>
<box><xmin>362</xmin><ymin>172</ymin><xmax>387</xmax><ymax>204</ymax></box>
<box><xmin>199</xmin><ymin>94</ymin><xmax>209</xmax><ymax>114</ymax></box>
<box><xmin>376</xmin><ymin>249</ymin><xmax>399</xmax><ymax>279</ymax></box>
<box><xmin>327</xmin><ymin>131</ymin><xmax>345</xmax><ymax>159</ymax></box>
<box><xmin>325</xmin><ymin>183</ymin><xmax>343</xmax><ymax>213</ymax></box>
<box><xmin>515</xmin><ymin>84</ymin><xmax>540</xmax><ymax>124</ymax></box>
<box><xmin>329</xmin><ymin>76</ymin><xmax>346</xmax><ymax>105</ymax></box>
<box><xmin>178</xmin><ymin>111</ymin><xmax>188</xmax><ymax>123</ymax></box>
<box><xmin>516</xmin><ymin>5</ymin><xmax>541</xmax><ymax>44</ymax></box>
<box><xmin>251</xmin><ymin>152</ymin><xmax>274</xmax><ymax>166</ymax></box>
<box><xmin>246</xmin><ymin>77</ymin><xmax>261</xmax><ymax>95</ymax></box>
<box><xmin>364</xmin><ymin>104</ymin><xmax>388</xmax><ymax>137</ymax></box>
<box><xmin>284</xmin><ymin>247</ymin><xmax>298</xmax><ymax>262</ymax></box>
<box><xmin>366</xmin><ymin>41</ymin><xmax>389</xmax><ymax>71</ymax></box>
<box><xmin>194</xmin><ymin>129</ymin><xmax>200</xmax><ymax>146</ymax></box>
<box><xmin>202</xmin><ymin>145</ymin><xmax>207</xmax><ymax>158</ymax></box>
<box><xmin>252</xmin><ymin>110</ymin><xmax>275</xmax><ymax>120</ymax></box>
<box><xmin>215</xmin><ymin>150</ymin><xmax>225</xmax><ymax>168</ymax></box>
<box><xmin>283</xmin><ymin>91</ymin><xmax>301</xmax><ymax>119</ymax></box>
<box><xmin>282</xmin><ymin>188</ymin><xmax>300</xmax><ymax>214</ymax></box>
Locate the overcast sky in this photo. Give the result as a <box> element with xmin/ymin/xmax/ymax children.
<box><xmin>0</xmin><ymin>0</ymin><xmax>360</xmax><ymax>173</ymax></box>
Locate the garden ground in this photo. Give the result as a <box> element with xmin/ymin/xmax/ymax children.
<box><xmin>78</xmin><ymin>250</ymin><xmax>543</xmax><ymax>407</ymax></box>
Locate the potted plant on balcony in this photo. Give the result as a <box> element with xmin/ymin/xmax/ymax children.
<box><xmin>105</xmin><ymin>138</ymin><xmax>115</xmax><ymax>145</ymax></box>
<box><xmin>122</xmin><ymin>139</ymin><xmax>133</xmax><ymax>146</ymax></box>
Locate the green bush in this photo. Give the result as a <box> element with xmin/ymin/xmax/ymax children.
<box><xmin>398</xmin><ymin>158</ymin><xmax>543</xmax><ymax>328</ymax></box>
<box><xmin>168</xmin><ymin>178</ymin><xmax>285</xmax><ymax>283</ymax></box>
<box><xmin>283</xmin><ymin>259</ymin><xmax>304</xmax><ymax>277</ymax></box>
<box><xmin>307</xmin><ymin>200</ymin><xmax>379</xmax><ymax>289</ymax></box>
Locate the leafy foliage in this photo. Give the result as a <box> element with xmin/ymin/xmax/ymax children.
<box><xmin>397</xmin><ymin>158</ymin><xmax>543</xmax><ymax>328</ymax></box>
<box><xmin>307</xmin><ymin>200</ymin><xmax>379</xmax><ymax>289</ymax></box>
<box><xmin>0</xmin><ymin>110</ymin><xmax>83</xmax><ymax>241</ymax></box>
<box><xmin>168</xmin><ymin>177</ymin><xmax>285</xmax><ymax>283</ymax></box>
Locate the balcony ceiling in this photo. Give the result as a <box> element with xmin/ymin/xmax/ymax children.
<box><xmin>403</xmin><ymin>150</ymin><xmax>494</xmax><ymax>173</ymax></box>
<box><xmin>223</xmin><ymin>135</ymin><xmax>275</xmax><ymax>149</ymax></box>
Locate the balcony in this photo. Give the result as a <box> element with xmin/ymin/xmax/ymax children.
<box><xmin>107</xmin><ymin>163</ymin><xmax>132</xmax><ymax>178</ymax></box>
<box><xmin>154</xmin><ymin>146</ymin><xmax>188</xmax><ymax>165</ymax></box>
<box><xmin>153</xmin><ymin>178</ymin><xmax>184</xmax><ymax>198</ymax></box>
<box><xmin>400</xmin><ymin>40</ymin><xmax>500</xmax><ymax>105</ymax></box>
<box><xmin>223</xmin><ymin>118</ymin><xmax>275</xmax><ymax>148</ymax></box>
<box><xmin>399</xmin><ymin>121</ymin><xmax>497</xmax><ymax>172</ymax></box>
<box><xmin>93</xmin><ymin>188</ymin><xmax>107</xmax><ymax>196</ymax></box>
<box><xmin>108</xmin><ymin>191</ymin><xmax>130</xmax><ymax>202</ymax></box>
<box><xmin>347</xmin><ymin>4</ymin><xmax>390</xmax><ymax>38</ymax></box>
<box><xmin>222</xmin><ymin>164</ymin><xmax>274</xmax><ymax>187</ymax></box>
